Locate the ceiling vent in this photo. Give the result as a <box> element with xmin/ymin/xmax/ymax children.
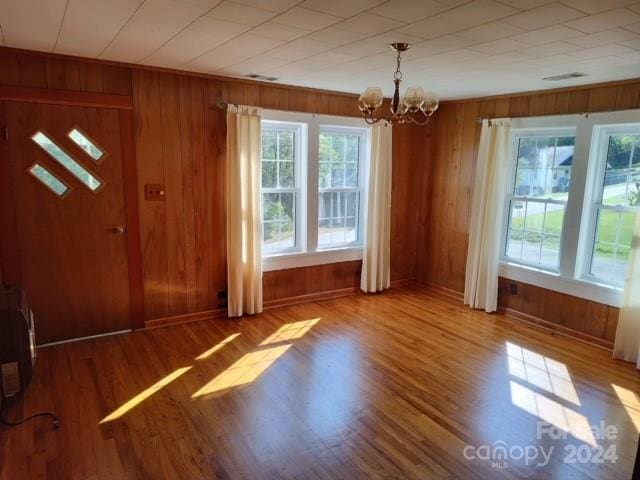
<box><xmin>245</xmin><ymin>74</ymin><xmax>278</xmax><ymax>82</ymax></box>
<box><xmin>542</xmin><ymin>72</ymin><xmax>587</xmax><ymax>81</ymax></box>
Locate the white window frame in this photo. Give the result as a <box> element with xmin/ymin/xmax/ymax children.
<box><xmin>499</xmin><ymin>110</ymin><xmax>640</xmax><ymax>307</ymax></box>
<box><xmin>260</xmin><ymin>110</ymin><xmax>371</xmax><ymax>272</ymax></box>
<box><xmin>317</xmin><ymin>125</ymin><xmax>367</xmax><ymax>251</ymax></box>
<box><xmin>501</xmin><ymin>126</ymin><xmax>577</xmax><ymax>274</ymax></box>
<box><xmin>580</xmin><ymin>122</ymin><xmax>640</xmax><ymax>288</ymax></box>
<box><xmin>260</xmin><ymin>120</ymin><xmax>306</xmax><ymax>256</ymax></box>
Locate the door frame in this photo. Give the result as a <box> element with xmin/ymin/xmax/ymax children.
<box><xmin>0</xmin><ymin>86</ymin><xmax>145</xmax><ymax>330</ymax></box>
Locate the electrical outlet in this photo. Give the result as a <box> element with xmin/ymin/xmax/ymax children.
<box><xmin>510</xmin><ymin>283</ymin><xmax>518</xmax><ymax>295</ymax></box>
<box><xmin>145</xmin><ymin>184</ymin><xmax>166</xmax><ymax>201</ymax></box>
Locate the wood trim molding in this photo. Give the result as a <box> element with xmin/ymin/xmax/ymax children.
<box><xmin>119</xmin><ymin>110</ymin><xmax>145</xmax><ymax>329</ymax></box>
<box><xmin>144</xmin><ymin>308</ymin><xmax>227</xmax><ymax>329</ymax></box>
<box><xmin>499</xmin><ymin>306</ymin><xmax>613</xmax><ymax>351</ymax></box>
<box><xmin>0</xmin><ymin>85</ymin><xmax>133</xmax><ymax>110</ymax></box>
<box><xmin>264</xmin><ymin>286</ymin><xmax>362</xmax><ymax>310</ymax></box>
<box><xmin>0</xmin><ymin>101</ymin><xmax>21</xmax><ymax>287</ymax></box>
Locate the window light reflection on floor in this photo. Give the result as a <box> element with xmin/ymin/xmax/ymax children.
<box><xmin>100</xmin><ymin>366</ymin><xmax>192</xmax><ymax>423</ymax></box>
<box><xmin>259</xmin><ymin>318</ymin><xmax>320</xmax><ymax>346</ymax></box>
<box><xmin>612</xmin><ymin>384</ymin><xmax>640</xmax><ymax>432</ymax></box>
<box><xmin>192</xmin><ymin>344</ymin><xmax>292</xmax><ymax>397</ymax></box>
<box><xmin>196</xmin><ymin>333</ymin><xmax>241</xmax><ymax>360</ymax></box>
<box><xmin>506</xmin><ymin>342</ymin><xmax>580</xmax><ymax>406</ymax></box>
<box><xmin>510</xmin><ymin>381</ymin><xmax>597</xmax><ymax>447</ymax></box>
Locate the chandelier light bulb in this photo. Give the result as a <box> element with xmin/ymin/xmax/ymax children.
<box><xmin>404</xmin><ymin>86</ymin><xmax>425</xmax><ymax>110</ymax></box>
<box><xmin>359</xmin><ymin>87</ymin><xmax>384</xmax><ymax>110</ymax></box>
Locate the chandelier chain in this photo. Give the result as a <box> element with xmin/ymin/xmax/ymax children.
<box><xmin>394</xmin><ymin>50</ymin><xmax>402</xmax><ymax>81</ymax></box>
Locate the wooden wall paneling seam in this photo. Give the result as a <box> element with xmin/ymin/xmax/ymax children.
<box><xmin>0</xmin><ymin>101</ymin><xmax>21</xmax><ymax>287</ymax></box>
<box><xmin>119</xmin><ymin>109</ymin><xmax>145</xmax><ymax>329</ymax></box>
<box><xmin>0</xmin><ymin>86</ymin><xmax>133</xmax><ymax>109</ymax></box>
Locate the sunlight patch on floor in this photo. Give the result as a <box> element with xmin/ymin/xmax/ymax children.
<box><xmin>100</xmin><ymin>367</ymin><xmax>192</xmax><ymax>423</ymax></box>
<box><xmin>612</xmin><ymin>384</ymin><xmax>640</xmax><ymax>432</ymax></box>
<box><xmin>510</xmin><ymin>381</ymin><xmax>597</xmax><ymax>446</ymax></box>
<box><xmin>260</xmin><ymin>319</ymin><xmax>321</xmax><ymax>346</ymax></box>
<box><xmin>196</xmin><ymin>333</ymin><xmax>241</xmax><ymax>360</ymax></box>
<box><xmin>506</xmin><ymin>342</ymin><xmax>580</xmax><ymax>406</ymax></box>
<box><xmin>192</xmin><ymin>344</ymin><xmax>292</xmax><ymax>397</ymax></box>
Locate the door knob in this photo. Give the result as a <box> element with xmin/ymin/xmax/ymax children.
<box><xmin>112</xmin><ymin>226</ymin><xmax>125</xmax><ymax>234</ymax></box>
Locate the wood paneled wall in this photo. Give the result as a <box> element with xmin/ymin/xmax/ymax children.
<box><xmin>133</xmin><ymin>68</ymin><xmax>425</xmax><ymax>321</ymax></box>
<box><xmin>0</xmin><ymin>47</ymin><xmax>425</xmax><ymax>326</ymax></box>
<box><xmin>0</xmin><ymin>49</ymin><xmax>132</xmax><ymax>95</ymax></box>
<box><xmin>416</xmin><ymin>79</ymin><xmax>640</xmax><ymax>345</ymax></box>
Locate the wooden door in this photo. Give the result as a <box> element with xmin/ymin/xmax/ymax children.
<box><xmin>5</xmin><ymin>101</ymin><xmax>131</xmax><ymax>343</ymax></box>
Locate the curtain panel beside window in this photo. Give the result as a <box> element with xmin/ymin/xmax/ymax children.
<box><xmin>226</xmin><ymin>105</ymin><xmax>263</xmax><ymax>317</ymax></box>
<box><xmin>464</xmin><ymin>119</ymin><xmax>512</xmax><ymax>312</ymax></box>
<box><xmin>361</xmin><ymin>122</ymin><xmax>392</xmax><ymax>293</ymax></box>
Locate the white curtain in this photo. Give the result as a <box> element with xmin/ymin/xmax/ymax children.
<box><xmin>361</xmin><ymin>122</ymin><xmax>392</xmax><ymax>293</ymax></box>
<box><xmin>226</xmin><ymin>105</ymin><xmax>262</xmax><ymax>317</ymax></box>
<box><xmin>613</xmin><ymin>213</ymin><xmax>640</xmax><ymax>367</ymax></box>
<box><xmin>464</xmin><ymin>119</ymin><xmax>512</xmax><ymax>312</ymax></box>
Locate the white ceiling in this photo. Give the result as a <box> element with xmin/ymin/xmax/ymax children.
<box><xmin>1</xmin><ymin>0</ymin><xmax>640</xmax><ymax>100</ymax></box>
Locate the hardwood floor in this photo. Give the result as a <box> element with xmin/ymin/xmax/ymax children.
<box><xmin>1</xmin><ymin>285</ymin><xmax>639</xmax><ymax>479</ymax></box>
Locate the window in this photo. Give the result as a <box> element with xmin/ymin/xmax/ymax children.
<box><xmin>504</xmin><ymin>131</ymin><xmax>575</xmax><ymax>269</ymax></box>
<box><xmin>67</xmin><ymin>127</ymin><xmax>105</xmax><ymax>161</ymax></box>
<box><xmin>261</xmin><ymin>122</ymin><xmax>303</xmax><ymax>254</ymax></box>
<box><xmin>500</xmin><ymin>111</ymin><xmax>640</xmax><ymax>306</ymax></box>
<box><xmin>318</xmin><ymin>129</ymin><xmax>365</xmax><ymax>248</ymax></box>
<box><xmin>260</xmin><ymin>112</ymin><xmax>369</xmax><ymax>270</ymax></box>
<box><xmin>585</xmin><ymin>127</ymin><xmax>640</xmax><ymax>286</ymax></box>
<box><xmin>31</xmin><ymin>131</ymin><xmax>102</xmax><ymax>191</ymax></box>
<box><xmin>28</xmin><ymin>163</ymin><xmax>70</xmax><ymax>197</ymax></box>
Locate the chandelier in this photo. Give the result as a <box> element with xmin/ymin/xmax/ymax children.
<box><xmin>358</xmin><ymin>43</ymin><xmax>439</xmax><ymax>126</ymax></box>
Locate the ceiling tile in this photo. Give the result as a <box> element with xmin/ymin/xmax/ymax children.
<box><xmin>249</xmin><ymin>21</ymin><xmax>309</xmax><ymax>40</ymax></box>
<box><xmin>625</xmin><ymin>22</ymin><xmax>640</xmax><ymax>33</ymax></box>
<box><xmin>143</xmin><ymin>17</ymin><xmax>249</xmax><ymax>66</ymax></box>
<box><xmin>300</xmin><ymin>0</ymin><xmax>383</xmax><ymax>18</ymax></box>
<box><xmin>267</xmin><ymin>37</ymin><xmax>333</xmax><ymax>60</ymax></box>
<box><xmin>435</xmin><ymin>0</ymin><xmax>519</xmax><ymax>28</ymax></box>
<box><xmin>232</xmin><ymin>0</ymin><xmax>300</xmax><ymax>12</ymax></box>
<box><xmin>220</xmin><ymin>55</ymin><xmax>291</xmax><ymax>75</ymax></box>
<box><xmin>185</xmin><ymin>33</ymin><xmax>284</xmax><ymax>70</ymax></box>
<box><xmin>565</xmin><ymin>8</ymin><xmax>640</xmax><ymax>33</ymax></box>
<box><xmin>56</xmin><ymin>0</ymin><xmax>143</xmax><ymax>57</ymax></box>
<box><xmin>334</xmin><ymin>12</ymin><xmax>404</xmax><ymax>35</ymax></box>
<box><xmin>306</xmin><ymin>26</ymin><xmax>368</xmax><ymax>45</ymax></box>
<box><xmin>619</xmin><ymin>36</ymin><xmax>640</xmax><ymax>49</ymax></box>
<box><xmin>566</xmin><ymin>28</ymin><xmax>639</xmax><ymax>47</ymax></box>
<box><xmin>398</xmin><ymin>16</ymin><xmax>465</xmax><ymax>39</ymax></box>
<box><xmin>272</xmin><ymin>6</ymin><xmax>341</xmax><ymax>30</ymax></box>
<box><xmin>517</xmin><ymin>40</ymin><xmax>582</xmax><ymax>56</ymax></box>
<box><xmin>570</xmin><ymin>43</ymin><xmax>636</xmax><ymax>58</ymax></box>
<box><xmin>497</xmin><ymin>0</ymin><xmax>554</xmax><ymax>7</ymax></box>
<box><xmin>511</xmin><ymin>25</ymin><xmax>582</xmax><ymax>44</ymax></box>
<box><xmin>370</xmin><ymin>0</ymin><xmax>450</xmax><ymax>23</ymax></box>
<box><xmin>101</xmin><ymin>0</ymin><xmax>211</xmax><ymax>62</ymax></box>
<box><xmin>207</xmin><ymin>1</ymin><xmax>276</xmax><ymax>25</ymax></box>
<box><xmin>470</xmin><ymin>38</ymin><xmax>530</xmax><ymax>54</ymax></box>
<box><xmin>0</xmin><ymin>0</ymin><xmax>67</xmax><ymax>51</ymax></box>
<box><xmin>457</xmin><ymin>21</ymin><xmax>526</xmax><ymax>43</ymax></box>
<box><xmin>408</xmin><ymin>35</ymin><xmax>476</xmax><ymax>57</ymax></box>
<box><xmin>505</xmin><ymin>3</ymin><xmax>585</xmax><ymax>30</ymax></box>
<box><xmin>560</xmin><ymin>0</ymin><xmax>638</xmax><ymax>14</ymax></box>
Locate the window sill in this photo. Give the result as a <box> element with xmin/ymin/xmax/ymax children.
<box><xmin>499</xmin><ymin>262</ymin><xmax>623</xmax><ymax>307</ymax></box>
<box><xmin>263</xmin><ymin>247</ymin><xmax>363</xmax><ymax>272</ymax></box>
